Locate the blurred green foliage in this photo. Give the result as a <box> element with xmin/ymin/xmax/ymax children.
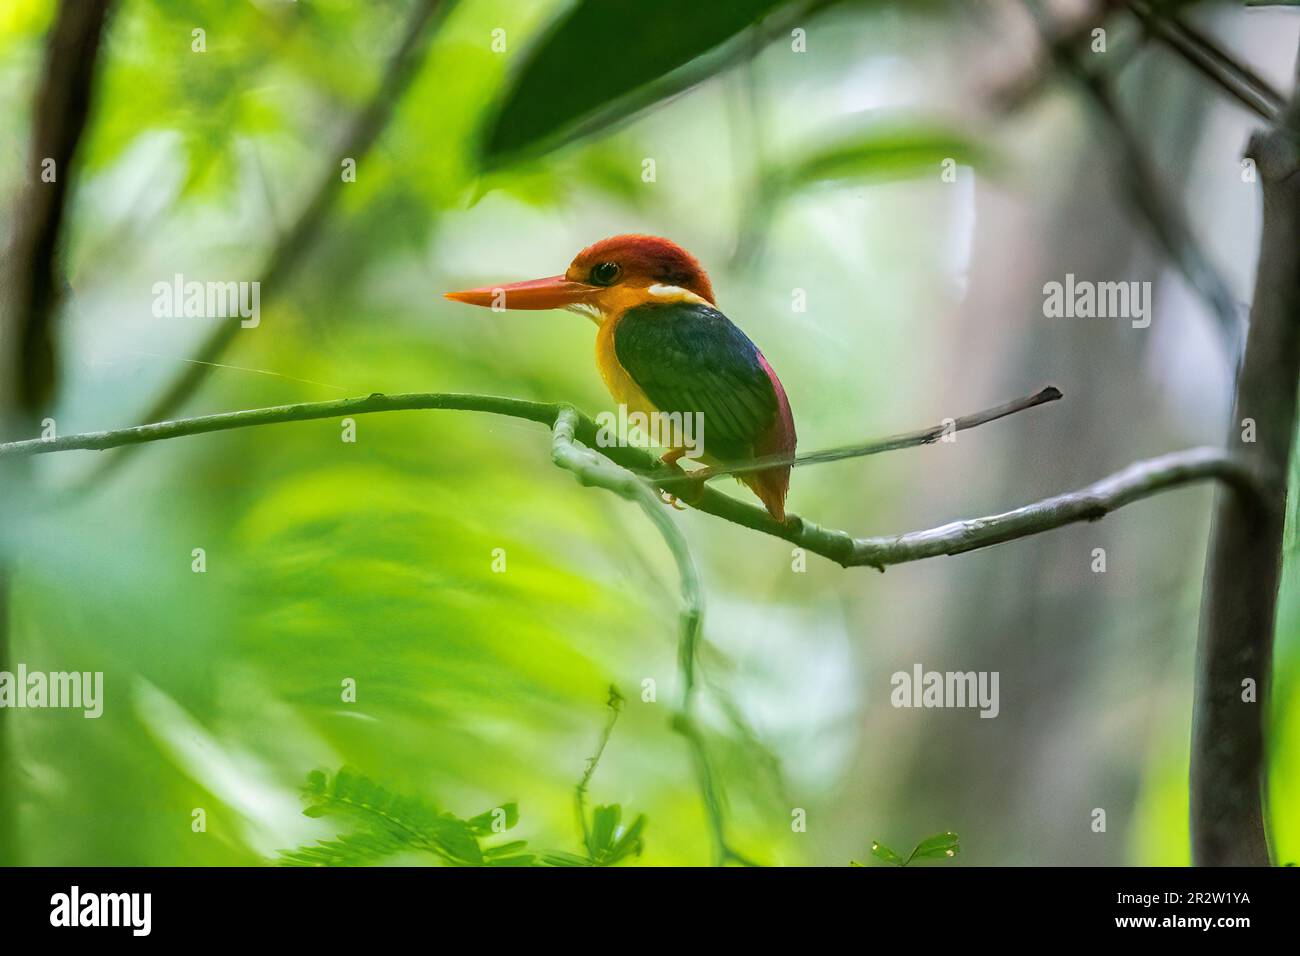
<box><xmin>481</xmin><ymin>0</ymin><xmax>821</xmax><ymax>165</ymax></box>
<box><xmin>2</xmin><ymin>0</ymin><xmax>1296</xmax><ymax>869</ymax></box>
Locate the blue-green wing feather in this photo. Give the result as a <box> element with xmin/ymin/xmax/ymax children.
<box><xmin>613</xmin><ymin>302</ymin><xmax>777</xmax><ymax>462</ymax></box>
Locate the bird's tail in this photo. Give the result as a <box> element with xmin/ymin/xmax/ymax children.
<box><xmin>746</xmin><ymin>352</ymin><xmax>796</xmax><ymax>523</ymax></box>
<box><xmin>742</xmin><ymin>467</ymin><xmax>790</xmax><ymax>523</ymax></box>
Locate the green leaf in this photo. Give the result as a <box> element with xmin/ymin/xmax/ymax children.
<box><xmin>869</xmin><ymin>840</ymin><xmax>906</xmax><ymax>866</ymax></box>
<box><xmin>867</xmin><ymin>831</ymin><xmax>960</xmax><ymax>866</ymax></box>
<box><xmin>541</xmin><ymin>851</ymin><xmax>595</xmax><ymax>867</ymax></box>
<box><xmin>601</xmin><ymin>813</ymin><xmax>647</xmax><ymax>865</ymax></box>
<box><xmin>482</xmin><ymin>840</ymin><xmax>530</xmax><ymax>857</ymax></box>
<box><xmin>588</xmin><ymin>804</ymin><xmax>621</xmax><ymax>855</ymax></box>
<box><xmin>581</xmin><ymin>805</ymin><xmax>647</xmax><ymax>866</ymax></box>
<box><xmin>304</xmin><ymin>769</ymin><xmax>329</xmax><ymax>796</ymax></box>
<box><xmin>422</xmin><ymin>816</ymin><xmax>485</xmax><ymax>866</ymax></box>
<box><xmin>772</xmin><ymin>123</ymin><xmax>991</xmax><ymax>195</ymax></box>
<box><xmin>467</xmin><ymin>802</ymin><xmax>520</xmax><ymax>836</ymax></box>
<box><xmin>733</xmin><ymin>120</ymin><xmax>991</xmax><ymax>266</ymax></box>
<box><xmin>905</xmin><ymin>831</ymin><xmax>960</xmax><ymax>863</ymax></box>
<box><xmin>483</xmin><ymin>842</ymin><xmax>543</xmax><ymax>867</ymax></box>
<box><xmin>479</xmin><ymin>0</ymin><xmax>820</xmax><ymax>167</ymax></box>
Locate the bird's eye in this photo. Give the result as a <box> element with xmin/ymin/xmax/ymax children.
<box><xmin>589</xmin><ymin>261</ymin><xmax>621</xmax><ymax>286</ymax></box>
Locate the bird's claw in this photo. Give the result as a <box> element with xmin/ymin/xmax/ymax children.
<box><xmin>657</xmin><ymin>450</ymin><xmax>703</xmax><ymax>510</ymax></box>
<box><xmin>659</xmin><ymin>489</ymin><xmax>688</xmax><ymax>510</ymax></box>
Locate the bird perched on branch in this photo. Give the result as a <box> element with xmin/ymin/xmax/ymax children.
<box><xmin>445</xmin><ymin>235</ymin><xmax>796</xmax><ymax>521</ymax></box>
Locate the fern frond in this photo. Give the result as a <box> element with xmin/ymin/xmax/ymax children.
<box><xmin>294</xmin><ymin>768</ymin><xmax>533</xmax><ymax>867</ymax></box>
<box><xmin>278</xmin><ymin>829</ymin><xmax>408</xmax><ymax>867</ymax></box>
<box><xmin>302</xmin><ymin>767</ymin><xmax>483</xmax><ymax>863</ymax></box>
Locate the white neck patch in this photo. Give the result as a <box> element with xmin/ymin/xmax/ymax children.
<box><xmin>647</xmin><ymin>284</ymin><xmax>708</xmax><ymax>304</ymax></box>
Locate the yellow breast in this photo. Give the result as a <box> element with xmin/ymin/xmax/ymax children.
<box><xmin>595</xmin><ymin>311</ymin><xmax>658</xmax><ymax>417</ymax></box>
<box><xmin>588</xmin><ymin>283</ymin><xmax>712</xmax><ymax>416</ymax></box>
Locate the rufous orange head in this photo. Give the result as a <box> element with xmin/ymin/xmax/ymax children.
<box><xmin>443</xmin><ymin>234</ymin><xmax>715</xmax><ymax>318</ymax></box>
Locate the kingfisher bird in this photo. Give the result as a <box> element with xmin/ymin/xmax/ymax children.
<box><xmin>444</xmin><ymin>235</ymin><xmax>796</xmax><ymax>521</ymax></box>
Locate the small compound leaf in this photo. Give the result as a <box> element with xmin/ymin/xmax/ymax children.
<box><xmin>906</xmin><ymin>831</ymin><xmax>960</xmax><ymax>864</ymax></box>
<box><xmin>277</xmin><ymin>830</ymin><xmax>407</xmax><ymax>867</ymax></box>
<box><xmin>869</xmin><ymin>840</ymin><xmax>906</xmax><ymax>866</ymax></box>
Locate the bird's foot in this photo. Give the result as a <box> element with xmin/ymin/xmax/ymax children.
<box><xmin>657</xmin><ymin>450</ymin><xmax>704</xmax><ymax>511</ymax></box>
<box><xmin>659</xmin><ymin>489</ymin><xmax>688</xmax><ymax>511</ymax></box>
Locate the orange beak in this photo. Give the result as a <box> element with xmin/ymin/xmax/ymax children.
<box><xmin>443</xmin><ymin>275</ymin><xmax>600</xmax><ymax>311</ymax></box>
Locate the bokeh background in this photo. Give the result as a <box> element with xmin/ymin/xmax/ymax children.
<box><xmin>0</xmin><ymin>0</ymin><xmax>1297</xmax><ymax>865</ymax></box>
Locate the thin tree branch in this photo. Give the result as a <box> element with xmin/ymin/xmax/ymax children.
<box><xmin>1014</xmin><ymin>0</ymin><xmax>1298</xmax><ymax>865</ymax></box>
<box><xmin>1052</xmin><ymin>43</ymin><xmax>1244</xmax><ymax>350</ymax></box>
<box><xmin>685</xmin><ymin>385</ymin><xmax>1061</xmax><ymax>482</ymax></box>
<box><xmin>83</xmin><ymin>0</ymin><xmax>448</xmax><ymax>485</ymax></box>
<box><xmin>1191</xmin><ymin>84</ymin><xmax>1300</xmax><ymax>867</ymax></box>
<box><xmin>1127</xmin><ymin>0</ymin><xmax>1284</xmax><ymax>121</ymax></box>
<box><xmin>0</xmin><ymin>390</ymin><xmax>1269</xmax><ymax>572</ymax></box>
<box><xmin>992</xmin><ymin>0</ymin><xmax>1123</xmax><ymax>114</ymax></box>
<box><xmin>551</xmin><ymin>409</ymin><xmax>758</xmax><ymax>866</ymax></box>
<box><xmin>0</xmin><ymin>392</ymin><xmax>559</xmax><ymax>458</ymax></box>
<box><xmin>844</xmin><ymin>446</ymin><xmax>1261</xmax><ymax>569</ymax></box>
<box><xmin>997</xmin><ymin>1</ymin><xmax>1284</xmax><ymax>122</ymax></box>
<box><xmin>1007</xmin><ymin>4</ymin><xmax>1246</xmax><ymax>349</ymax></box>
<box><xmin>0</xmin><ymin>387</ymin><xmax>1059</xmax><ymax>463</ymax></box>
